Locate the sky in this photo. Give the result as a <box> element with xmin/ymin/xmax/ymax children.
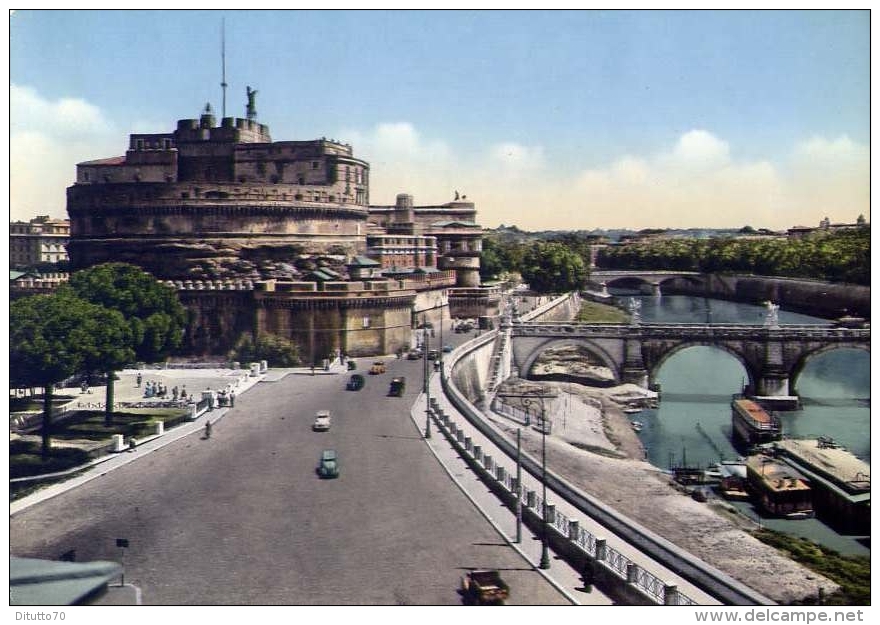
<box><xmin>6</xmin><ymin>8</ymin><xmax>871</xmax><ymax>231</ymax></box>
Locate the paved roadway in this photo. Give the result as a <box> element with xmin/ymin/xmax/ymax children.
<box><xmin>9</xmin><ymin>353</ymin><xmax>569</xmax><ymax>605</ymax></box>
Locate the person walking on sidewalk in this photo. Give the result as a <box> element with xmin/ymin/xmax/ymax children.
<box><xmin>204</xmin><ymin>420</ymin><xmax>213</xmax><ymax>439</ymax></box>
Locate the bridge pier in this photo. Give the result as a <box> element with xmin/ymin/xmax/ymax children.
<box><xmin>754</xmin><ymin>370</ymin><xmax>800</xmax><ymax>410</ymax></box>
<box><xmin>650</xmin><ymin>283</ymin><xmax>661</xmax><ymax>297</ymax></box>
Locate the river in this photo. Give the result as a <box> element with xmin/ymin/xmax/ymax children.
<box><xmin>610</xmin><ymin>291</ymin><xmax>870</xmax><ymax>555</ymax></box>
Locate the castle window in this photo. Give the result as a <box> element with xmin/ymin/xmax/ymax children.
<box><xmin>163</xmin><ymin>139</ymin><xmax>172</xmax><ymax>149</ymax></box>
<box><xmin>136</xmin><ymin>139</ymin><xmax>144</xmax><ymax>150</ymax></box>
<box><xmin>362</xmin><ymin>316</ymin><xmax>371</xmax><ymax>329</ymax></box>
<box><xmin>83</xmin><ymin>172</ymin><xmax>90</xmax><ymax>182</ymax></box>
<box><xmin>298</xmin><ymin>176</ymin><xmax>305</xmax><ymax>185</ymax></box>
<box><xmin>312</xmin><ymin>161</ymin><xmax>319</xmax><ymax>169</ymax></box>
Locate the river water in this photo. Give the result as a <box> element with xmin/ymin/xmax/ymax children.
<box><xmin>610</xmin><ymin>292</ymin><xmax>870</xmax><ymax>555</ymax></box>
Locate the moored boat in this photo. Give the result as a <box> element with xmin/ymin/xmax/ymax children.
<box><xmin>731</xmin><ymin>397</ymin><xmax>781</xmax><ymax>446</ymax></box>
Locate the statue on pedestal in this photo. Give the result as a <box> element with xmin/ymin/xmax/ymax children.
<box><xmin>246</xmin><ymin>86</ymin><xmax>258</xmax><ymax>120</ymax></box>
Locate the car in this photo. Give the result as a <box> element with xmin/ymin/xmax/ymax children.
<box><xmin>369</xmin><ymin>361</ymin><xmax>386</xmax><ymax>375</ymax></box>
<box><xmin>407</xmin><ymin>349</ymin><xmax>423</xmax><ymax>360</ymax></box>
<box><xmin>389</xmin><ymin>376</ymin><xmax>406</xmax><ymax>397</ymax></box>
<box><xmin>346</xmin><ymin>373</ymin><xmax>365</xmax><ymax>390</ymax></box>
<box><xmin>312</xmin><ymin>410</ymin><xmax>332</xmax><ymax>431</ymax></box>
<box><xmin>442</xmin><ymin>344</ymin><xmax>453</xmax><ymax>353</ymax></box>
<box><xmin>427</xmin><ymin>349</ymin><xmax>439</xmax><ymax>361</ymax></box>
<box><xmin>317</xmin><ymin>449</ymin><xmax>339</xmax><ymax>478</ymax></box>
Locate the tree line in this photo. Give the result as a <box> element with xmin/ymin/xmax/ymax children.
<box><xmin>480</xmin><ymin>227</ymin><xmax>870</xmax><ymax>290</ymax></box>
<box><xmin>597</xmin><ymin>228</ymin><xmax>869</xmax><ymax>285</ymax></box>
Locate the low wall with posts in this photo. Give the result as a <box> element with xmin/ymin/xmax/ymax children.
<box><xmin>426</xmin><ymin>395</ymin><xmax>677</xmax><ymax>605</ymax></box>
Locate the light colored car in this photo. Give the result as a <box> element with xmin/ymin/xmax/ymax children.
<box><xmin>317</xmin><ymin>449</ymin><xmax>339</xmax><ymax>478</ymax></box>
<box><xmin>312</xmin><ymin>410</ymin><xmax>332</xmax><ymax>431</ymax></box>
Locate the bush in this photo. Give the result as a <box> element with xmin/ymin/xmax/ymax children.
<box><xmin>228</xmin><ymin>332</ymin><xmax>301</xmax><ymax>367</ymax></box>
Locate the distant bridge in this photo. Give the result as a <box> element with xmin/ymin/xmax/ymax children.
<box><xmin>589</xmin><ymin>270</ymin><xmax>704</xmax><ymax>295</ymax></box>
<box><xmin>508</xmin><ymin>321</ymin><xmax>869</xmax><ymax>403</ymax></box>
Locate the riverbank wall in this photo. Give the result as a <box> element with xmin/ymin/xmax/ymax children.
<box><xmin>663</xmin><ymin>275</ymin><xmax>870</xmax><ymax>320</ymax></box>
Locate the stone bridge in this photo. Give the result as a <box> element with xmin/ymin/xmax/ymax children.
<box><xmin>589</xmin><ymin>270</ymin><xmax>704</xmax><ymax>295</ymax></box>
<box><xmin>508</xmin><ymin>321</ymin><xmax>869</xmax><ymax>406</ymax></box>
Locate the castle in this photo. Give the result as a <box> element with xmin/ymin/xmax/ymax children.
<box><xmin>67</xmin><ymin>98</ymin><xmax>498</xmax><ymax>362</ymax></box>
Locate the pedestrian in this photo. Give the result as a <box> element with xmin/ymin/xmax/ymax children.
<box><xmin>229</xmin><ymin>391</ymin><xmax>235</xmax><ymax>407</ymax></box>
<box><xmin>136</xmin><ymin>372</ymin><xmax>142</xmax><ymax>387</ymax></box>
<box><xmin>172</xmin><ymin>386</ymin><xmax>179</xmax><ymax>400</ymax></box>
<box><xmin>582</xmin><ymin>558</ymin><xmax>595</xmax><ymax>593</ymax></box>
<box><xmin>128</xmin><ymin>437</ymin><xmax>137</xmax><ymax>452</ymax></box>
<box><xmin>181</xmin><ymin>385</ymin><xmax>187</xmax><ymax>399</ymax></box>
<box><xmin>204</xmin><ymin>420</ymin><xmax>212</xmax><ymax>439</ymax></box>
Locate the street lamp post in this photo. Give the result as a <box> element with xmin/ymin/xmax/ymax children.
<box><xmin>515</xmin><ymin>427</ymin><xmax>522</xmax><ymax>544</ymax></box>
<box><xmin>423</xmin><ymin>317</ymin><xmax>431</xmax><ymax>439</ymax></box>
<box><xmin>517</xmin><ymin>389</ymin><xmax>552</xmax><ymax>570</ymax></box>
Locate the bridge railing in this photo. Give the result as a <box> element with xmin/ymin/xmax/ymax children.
<box><xmin>511</xmin><ymin>321</ymin><xmax>869</xmax><ymax>340</ymax></box>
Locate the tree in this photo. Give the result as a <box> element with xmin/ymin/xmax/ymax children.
<box><xmin>10</xmin><ymin>293</ymin><xmax>109</xmax><ymax>457</ymax></box>
<box><xmin>228</xmin><ymin>332</ymin><xmax>301</xmax><ymax>367</ymax></box>
<box><xmin>78</xmin><ymin>305</ymin><xmax>135</xmax><ymax>426</ymax></box>
<box><xmin>520</xmin><ymin>241</ymin><xmax>589</xmax><ymax>294</ymax></box>
<box><xmin>63</xmin><ymin>263</ymin><xmax>187</xmax><ymax>423</ymax></box>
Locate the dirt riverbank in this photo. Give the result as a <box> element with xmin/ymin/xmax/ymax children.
<box><xmin>493</xmin><ymin>379</ymin><xmax>838</xmax><ymax>604</ymax></box>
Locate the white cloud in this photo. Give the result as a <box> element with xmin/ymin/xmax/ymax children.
<box><xmin>10</xmin><ymin>84</ymin><xmax>111</xmax><ymax>139</ymax></box>
<box><xmin>10</xmin><ymin>84</ymin><xmax>120</xmax><ymax>221</ymax></box>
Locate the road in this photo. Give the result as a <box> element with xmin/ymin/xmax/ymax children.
<box><xmin>9</xmin><ymin>351</ymin><xmax>568</xmax><ymax>605</ymax></box>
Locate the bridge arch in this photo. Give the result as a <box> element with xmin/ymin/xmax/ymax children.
<box><xmin>788</xmin><ymin>343</ymin><xmax>871</xmax><ymax>397</ymax></box>
<box><xmin>646</xmin><ymin>341</ymin><xmax>756</xmax><ymax>393</ymax></box>
<box><xmin>515</xmin><ymin>337</ymin><xmax>621</xmax><ymax>383</ymax></box>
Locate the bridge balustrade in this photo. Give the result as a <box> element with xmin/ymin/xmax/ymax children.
<box><xmin>632</xmin><ymin>566</ymin><xmax>667</xmax><ymax>604</ymax></box>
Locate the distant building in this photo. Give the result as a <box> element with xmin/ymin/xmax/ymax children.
<box><xmin>10</xmin><ymin>270</ymin><xmax>69</xmax><ymax>299</ymax></box>
<box><xmin>9</xmin><ymin>215</ymin><xmax>70</xmax><ymax>269</ymax></box>
<box><xmin>787</xmin><ymin>216</ymin><xmax>869</xmax><ymax>239</ymax></box>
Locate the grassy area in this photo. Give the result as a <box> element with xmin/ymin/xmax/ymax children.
<box><xmin>10</xmin><ymin>408</ymin><xmax>189</xmax><ymax>482</ymax></box>
<box><xmin>752</xmin><ymin>528</ymin><xmax>870</xmax><ymax>605</ymax></box>
<box><xmin>575</xmin><ymin>300</ymin><xmax>630</xmax><ymax>323</ymax></box>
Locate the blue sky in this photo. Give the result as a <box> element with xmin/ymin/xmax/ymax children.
<box><xmin>8</xmin><ymin>9</ymin><xmax>870</xmax><ymax>230</ymax></box>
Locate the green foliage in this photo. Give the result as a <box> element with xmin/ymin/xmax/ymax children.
<box><xmin>575</xmin><ymin>301</ymin><xmax>630</xmax><ymax>323</ymax></box>
<box><xmin>520</xmin><ymin>241</ymin><xmax>589</xmax><ymax>293</ymax></box>
<box><xmin>598</xmin><ymin>228</ymin><xmax>870</xmax><ymax>285</ymax></box>
<box><xmin>64</xmin><ymin>262</ymin><xmax>187</xmax><ymax>362</ymax></box>
<box><xmin>753</xmin><ymin>529</ymin><xmax>870</xmax><ymax>605</ymax></box>
<box><xmin>229</xmin><ymin>333</ymin><xmax>301</xmax><ymax>367</ymax></box>
<box><xmin>10</xmin><ymin>292</ymin><xmax>98</xmax><ymax>388</ymax></box>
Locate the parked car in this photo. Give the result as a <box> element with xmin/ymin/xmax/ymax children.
<box><xmin>427</xmin><ymin>349</ymin><xmax>439</xmax><ymax>361</ymax></box>
<box><xmin>317</xmin><ymin>449</ymin><xmax>339</xmax><ymax>478</ymax></box>
<box><xmin>312</xmin><ymin>410</ymin><xmax>332</xmax><ymax>431</ymax></box>
<box><xmin>346</xmin><ymin>374</ymin><xmax>365</xmax><ymax>391</ymax></box>
<box><xmin>369</xmin><ymin>361</ymin><xmax>386</xmax><ymax>374</ymax></box>
<box><xmin>407</xmin><ymin>349</ymin><xmax>423</xmax><ymax>360</ymax></box>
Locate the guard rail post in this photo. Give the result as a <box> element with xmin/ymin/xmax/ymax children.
<box><xmin>664</xmin><ymin>583</ymin><xmax>679</xmax><ymax>606</ymax></box>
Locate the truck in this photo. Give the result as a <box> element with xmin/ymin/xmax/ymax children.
<box><xmin>388</xmin><ymin>377</ymin><xmax>406</xmax><ymax>397</ymax></box>
<box><xmin>460</xmin><ymin>569</ymin><xmax>509</xmax><ymax>605</ymax></box>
